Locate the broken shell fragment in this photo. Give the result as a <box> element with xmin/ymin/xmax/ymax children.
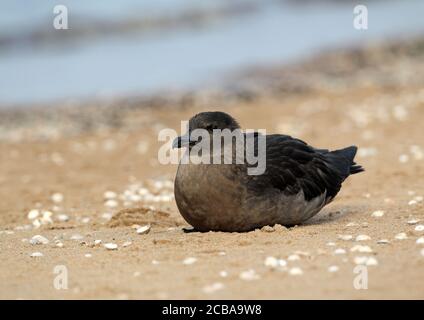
<box><xmin>136</xmin><ymin>225</ymin><xmax>151</xmax><ymax>235</ymax></box>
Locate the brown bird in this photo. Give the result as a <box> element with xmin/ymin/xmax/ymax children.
<box><xmin>173</xmin><ymin>111</ymin><xmax>363</xmax><ymax>232</ymax></box>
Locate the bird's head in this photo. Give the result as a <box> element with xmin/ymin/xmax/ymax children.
<box><xmin>173</xmin><ymin>111</ymin><xmax>240</xmax><ymax>149</ymax></box>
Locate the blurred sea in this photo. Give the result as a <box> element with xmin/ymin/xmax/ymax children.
<box><xmin>0</xmin><ymin>0</ymin><xmax>423</xmax><ymax>106</ymax></box>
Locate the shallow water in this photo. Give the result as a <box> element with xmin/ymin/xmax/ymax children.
<box><xmin>0</xmin><ymin>0</ymin><xmax>423</xmax><ymax>105</ymax></box>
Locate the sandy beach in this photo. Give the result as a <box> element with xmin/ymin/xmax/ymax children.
<box><xmin>1</xmin><ymin>38</ymin><xmax>424</xmax><ymax>299</ymax></box>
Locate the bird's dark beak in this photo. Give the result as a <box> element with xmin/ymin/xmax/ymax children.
<box><xmin>172</xmin><ymin>134</ymin><xmax>190</xmax><ymax>149</ymax></box>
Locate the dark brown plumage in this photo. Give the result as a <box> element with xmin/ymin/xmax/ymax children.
<box><xmin>173</xmin><ymin>111</ymin><xmax>364</xmax><ymax>232</ymax></box>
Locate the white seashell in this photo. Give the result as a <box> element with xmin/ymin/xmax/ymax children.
<box><xmin>51</xmin><ymin>193</ymin><xmax>64</xmax><ymax>203</ymax></box>
<box><xmin>414</xmin><ymin>225</ymin><xmax>424</xmax><ymax>232</ymax></box>
<box><xmin>70</xmin><ymin>234</ymin><xmax>84</xmax><ymax>241</ymax></box>
<box><xmin>399</xmin><ymin>154</ymin><xmax>409</xmax><ymax>163</ymax></box>
<box><xmin>56</xmin><ymin>214</ymin><xmax>69</xmax><ymax>222</ymax></box>
<box><xmin>104</xmin><ymin>191</ymin><xmax>117</xmax><ymax>199</ymax></box>
<box><xmin>395</xmin><ymin>232</ymin><xmax>407</xmax><ymax>240</ymax></box>
<box><xmin>56</xmin><ymin>242</ymin><xmax>64</xmax><ymax>248</ymax></box>
<box><xmin>29</xmin><ymin>235</ymin><xmax>49</xmax><ymax>245</ymax></box>
<box><xmin>289</xmin><ymin>267</ymin><xmax>303</xmax><ymax>276</ymax></box>
<box><xmin>219</xmin><ymin>271</ymin><xmax>228</xmax><ymax>278</ymax></box>
<box><xmin>355</xmin><ymin>256</ymin><xmax>376</xmax><ymax>265</ymax></box>
<box><xmin>104</xmin><ymin>243</ymin><xmax>118</xmax><ymax>250</ymax></box>
<box><xmin>351</xmin><ymin>245</ymin><xmax>373</xmax><ymax>253</ymax></box>
<box><xmin>408</xmin><ymin>200</ymin><xmax>417</xmax><ymax>206</ymax></box>
<box><xmin>377</xmin><ymin>239</ymin><xmax>390</xmax><ymax>244</ymax></box>
<box><xmin>203</xmin><ymin>282</ymin><xmax>224</xmax><ymax>294</ymax></box>
<box><xmin>366</xmin><ymin>257</ymin><xmax>378</xmax><ymax>266</ymax></box>
<box><xmin>356</xmin><ymin>235</ymin><xmax>371</xmax><ymax>241</ymax></box>
<box><xmin>239</xmin><ymin>269</ymin><xmax>260</xmax><ymax>281</ymax></box>
<box><xmin>328</xmin><ymin>265</ymin><xmax>339</xmax><ymax>273</ymax></box>
<box><xmin>136</xmin><ymin>225</ymin><xmax>151</xmax><ymax>235</ymax></box>
<box><xmin>264</xmin><ymin>256</ymin><xmax>279</xmax><ymax>268</ymax></box>
<box><xmin>183</xmin><ymin>257</ymin><xmax>197</xmax><ymax>265</ymax></box>
<box><xmin>407</xmin><ymin>219</ymin><xmax>419</xmax><ymax>225</ymax></box>
<box><xmin>345</xmin><ymin>222</ymin><xmax>359</xmax><ymax>227</ymax></box>
<box><xmin>30</xmin><ymin>252</ymin><xmax>43</xmax><ymax>257</ymax></box>
<box><xmin>122</xmin><ymin>241</ymin><xmax>132</xmax><ymax>247</ymax></box>
<box><xmin>81</xmin><ymin>217</ymin><xmax>90</xmax><ymax>224</ymax></box>
<box><xmin>334</xmin><ymin>248</ymin><xmax>346</xmax><ymax>255</ymax></box>
<box><xmin>104</xmin><ymin>199</ymin><xmax>118</xmax><ymax>208</ymax></box>
<box><xmin>371</xmin><ymin>210</ymin><xmax>384</xmax><ymax>218</ymax></box>
<box><xmin>27</xmin><ymin>209</ymin><xmax>40</xmax><ymax>220</ymax></box>
<box><xmin>84</xmin><ymin>253</ymin><xmax>92</xmax><ymax>258</ymax></box>
<box><xmin>338</xmin><ymin>235</ymin><xmax>353</xmax><ymax>241</ymax></box>
<box><xmin>288</xmin><ymin>254</ymin><xmax>300</xmax><ymax>261</ymax></box>
<box><xmin>326</xmin><ymin>242</ymin><xmax>336</xmax><ymax>246</ymax></box>
<box><xmin>416</xmin><ymin>237</ymin><xmax>424</xmax><ymax>245</ymax></box>
<box><xmin>101</xmin><ymin>213</ymin><xmax>113</xmax><ymax>220</ymax></box>
<box><xmin>94</xmin><ymin>239</ymin><xmax>102</xmax><ymax>245</ymax></box>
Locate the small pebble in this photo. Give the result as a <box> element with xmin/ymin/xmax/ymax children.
<box><xmin>326</xmin><ymin>242</ymin><xmax>336</xmax><ymax>246</ymax></box>
<box><xmin>183</xmin><ymin>257</ymin><xmax>197</xmax><ymax>265</ymax></box>
<box><xmin>104</xmin><ymin>243</ymin><xmax>118</xmax><ymax>250</ymax></box>
<box><xmin>84</xmin><ymin>253</ymin><xmax>92</xmax><ymax>258</ymax></box>
<box><xmin>371</xmin><ymin>210</ymin><xmax>384</xmax><ymax>218</ymax></box>
<box><xmin>416</xmin><ymin>237</ymin><xmax>424</xmax><ymax>244</ymax></box>
<box><xmin>261</xmin><ymin>225</ymin><xmax>275</xmax><ymax>232</ymax></box>
<box><xmin>94</xmin><ymin>239</ymin><xmax>102</xmax><ymax>245</ymax></box>
<box><xmin>408</xmin><ymin>200</ymin><xmax>417</xmax><ymax>206</ymax></box>
<box><xmin>56</xmin><ymin>242</ymin><xmax>64</xmax><ymax>248</ymax></box>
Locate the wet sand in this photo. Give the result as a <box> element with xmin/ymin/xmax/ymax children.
<box><xmin>0</xmin><ymin>38</ymin><xmax>424</xmax><ymax>299</ymax></box>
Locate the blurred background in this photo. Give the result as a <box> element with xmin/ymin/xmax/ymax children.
<box><xmin>1</xmin><ymin>0</ymin><xmax>423</xmax><ymax>107</ymax></box>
